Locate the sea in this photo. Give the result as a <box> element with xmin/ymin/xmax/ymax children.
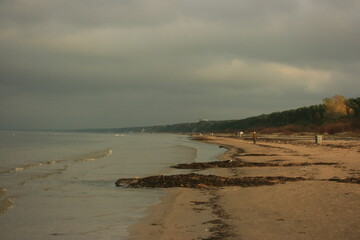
<box><xmin>0</xmin><ymin>131</ymin><xmax>224</xmax><ymax>240</ymax></box>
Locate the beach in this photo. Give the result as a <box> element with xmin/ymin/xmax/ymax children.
<box><xmin>125</xmin><ymin>134</ymin><xmax>360</xmax><ymax>240</ymax></box>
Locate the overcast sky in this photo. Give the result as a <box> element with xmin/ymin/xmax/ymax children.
<box><xmin>1</xmin><ymin>0</ymin><xmax>359</xmax><ymax>130</ymax></box>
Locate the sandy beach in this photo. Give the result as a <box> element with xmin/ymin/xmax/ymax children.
<box><xmin>125</xmin><ymin>134</ymin><xmax>360</xmax><ymax>240</ymax></box>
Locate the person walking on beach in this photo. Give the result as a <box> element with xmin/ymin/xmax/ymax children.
<box><xmin>252</xmin><ymin>131</ymin><xmax>257</xmax><ymax>144</ymax></box>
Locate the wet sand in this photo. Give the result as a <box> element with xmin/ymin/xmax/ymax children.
<box><xmin>124</xmin><ymin>135</ymin><xmax>360</xmax><ymax>240</ymax></box>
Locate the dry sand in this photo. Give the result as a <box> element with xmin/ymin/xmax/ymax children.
<box><xmin>125</xmin><ymin>135</ymin><xmax>360</xmax><ymax>240</ymax></box>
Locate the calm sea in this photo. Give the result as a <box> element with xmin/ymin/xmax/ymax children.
<box><xmin>0</xmin><ymin>131</ymin><xmax>224</xmax><ymax>239</ymax></box>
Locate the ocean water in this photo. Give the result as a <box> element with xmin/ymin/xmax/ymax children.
<box><xmin>0</xmin><ymin>131</ymin><xmax>224</xmax><ymax>240</ymax></box>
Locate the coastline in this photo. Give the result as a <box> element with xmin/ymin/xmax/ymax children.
<box><xmin>124</xmin><ymin>134</ymin><xmax>360</xmax><ymax>240</ymax></box>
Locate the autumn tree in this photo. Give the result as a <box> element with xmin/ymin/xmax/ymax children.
<box><xmin>323</xmin><ymin>95</ymin><xmax>353</xmax><ymax>119</ymax></box>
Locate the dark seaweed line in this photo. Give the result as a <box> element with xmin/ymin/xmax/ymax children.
<box><xmin>116</xmin><ymin>173</ymin><xmax>360</xmax><ymax>189</ymax></box>
<box><xmin>201</xmin><ymin>191</ymin><xmax>236</xmax><ymax>240</ymax></box>
<box><xmin>171</xmin><ymin>160</ymin><xmax>338</xmax><ymax>170</ymax></box>
<box><xmin>116</xmin><ymin>173</ymin><xmax>306</xmax><ymax>188</ymax></box>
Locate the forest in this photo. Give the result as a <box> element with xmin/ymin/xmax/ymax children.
<box><xmin>80</xmin><ymin>95</ymin><xmax>360</xmax><ymax>134</ymax></box>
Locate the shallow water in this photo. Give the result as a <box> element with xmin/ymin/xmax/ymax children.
<box><xmin>0</xmin><ymin>131</ymin><xmax>224</xmax><ymax>239</ymax></box>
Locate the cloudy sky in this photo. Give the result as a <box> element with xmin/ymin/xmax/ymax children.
<box><xmin>1</xmin><ymin>0</ymin><xmax>359</xmax><ymax>130</ymax></box>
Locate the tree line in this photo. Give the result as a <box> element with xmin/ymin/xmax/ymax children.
<box><xmin>79</xmin><ymin>95</ymin><xmax>359</xmax><ymax>134</ymax></box>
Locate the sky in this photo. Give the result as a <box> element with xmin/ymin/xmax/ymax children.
<box><xmin>0</xmin><ymin>0</ymin><xmax>359</xmax><ymax>130</ymax></box>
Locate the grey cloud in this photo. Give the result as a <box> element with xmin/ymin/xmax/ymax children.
<box><xmin>0</xmin><ymin>0</ymin><xmax>359</xmax><ymax>129</ymax></box>
<box><xmin>0</xmin><ymin>0</ymin><xmax>174</xmax><ymax>28</ymax></box>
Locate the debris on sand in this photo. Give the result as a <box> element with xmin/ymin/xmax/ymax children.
<box><xmin>328</xmin><ymin>177</ymin><xmax>360</xmax><ymax>184</ymax></box>
<box><xmin>115</xmin><ymin>173</ymin><xmax>306</xmax><ymax>188</ymax></box>
<box><xmin>172</xmin><ymin>160</ymin><xmax>338</xmax><ymax>169</ymax></box>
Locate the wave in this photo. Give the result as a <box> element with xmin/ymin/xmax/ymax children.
<box><xmin>0</xmin><ymin>148</ymin><xmax>113</xmax><ymax>175</ymax></box>
<box><xmin>0</xmin><ymin>148</ymin><xmax>113</xmax><ymax>216</ymax></box>
<box><xmin>75</xmin><ymin>149</ymin><xmax>113</xmax><ymax>162</ymax></box>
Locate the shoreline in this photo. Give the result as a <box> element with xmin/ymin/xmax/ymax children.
<box><xmin>124</xmin><ymin>134</ymin><xmax>360</xmax><ymax>240</ymax></box>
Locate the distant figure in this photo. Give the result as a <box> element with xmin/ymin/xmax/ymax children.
<box><xmin>252</xmin><ymin>132</ymin><xmax>257</xmax><ymax>144</ymax></box>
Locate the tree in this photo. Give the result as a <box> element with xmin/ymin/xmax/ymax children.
<box><xmin>346</xmin><ymin>97</ymin><xmax>360</xmax><ymax>117</ymax></box>
<box><xmin>323</xmin><ymin>95</ymin><xmax>349</xmax><ymax>119</ymax></box>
